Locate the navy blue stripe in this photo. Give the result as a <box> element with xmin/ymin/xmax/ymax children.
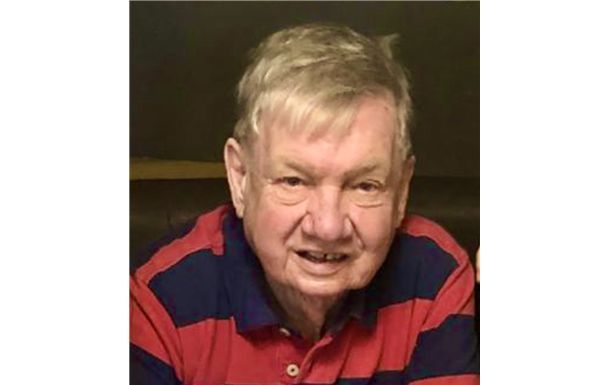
<box><xmin>131</xmin><ymin>216</ymin><xmax>198</xmax><ymax>274</ymax></box>
<box><xmin>221</xmin><ymin>210</ymin><xmax>281</xmax><ymax>331</ymax></box>
<box><xmin>148</xmin><ymin>249</ymin><xmax>231</xmax><ymax>327</ymax></box>
<box><xmin>333</xmin><ymin>370</ymin><xmax>404</xmax><ymax>385</ymax></box>
<box><xmin>303</xmin><ymin>370</ymin><xmax>404</xmax><ymax>385</ymax></box>
<box><xmin>404</xmin><ymin>314</ymin><xmax>479</xmax><ymax>382</ymax></box>
<box><xmin>130</xmin><ymin>343</ymin><xmax>181</xmax><ymax>385</ymax></box>
<box><xmin>365</xmin><ymin>233</ymin><xmax>458</xmax><ymax>315</ymax></box>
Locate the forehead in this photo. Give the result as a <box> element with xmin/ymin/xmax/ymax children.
<box><xmin>253</xmin><ymin>96</ymin><xmax>399</xmax><ymax>174</ymax></box>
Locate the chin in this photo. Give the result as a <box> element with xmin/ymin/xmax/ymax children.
<box><xmin>292</xmin><ymin>278</ymin><xmax>354</xmax><ymax>300</ymax></box>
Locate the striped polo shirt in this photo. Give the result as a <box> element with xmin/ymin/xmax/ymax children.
<box><xmin>130</xmin><ymin>204</ymin><xmax>479</xmax><ymax>385</ymax></box>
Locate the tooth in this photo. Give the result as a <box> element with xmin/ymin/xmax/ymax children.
<box><xmin>309</xmin><ymin>251</ymin><xmax>324</xmax><ymax>260</ymax></box>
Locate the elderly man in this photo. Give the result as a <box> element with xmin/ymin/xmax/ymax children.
<box><xmin>130</xmin><ymin>24</ymin><xmax>478</xmax><ymax>385</ymax></box>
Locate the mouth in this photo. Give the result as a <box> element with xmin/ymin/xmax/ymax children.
<box><xmin>296</xmin><ymin>250</ymin><xmax>348</xmax><ymax>264</ymax></box>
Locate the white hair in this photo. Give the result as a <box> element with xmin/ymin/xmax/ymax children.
<box><xmin>234</xmin><ymin>23</ymin><xmax>413</xmax><ymax>159</ymax></box>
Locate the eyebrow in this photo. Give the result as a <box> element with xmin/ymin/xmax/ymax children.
<box><xmin>343</xmin><ymin>162</ymin><xmax>389</xmax><ymax>180</ymax></box>
<box><xmin>273</xmin><ymin>158</ymin><xmax>315</xmax><ymax>178</ymax></box>
<box><xmin>274</xmin><ymin>157</ymin><xmax>389</xmax><ymax>180</ymax></box>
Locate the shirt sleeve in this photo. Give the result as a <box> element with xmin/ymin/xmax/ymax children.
<box><xmin>405</xmin><ymin>247</ymin><xmax>479</xmax><ymax>385</ymax></box>
<box><xmin>130</xmin><ymin>275</ymin><xmax>184</xmax><ymax>385</ymax></box>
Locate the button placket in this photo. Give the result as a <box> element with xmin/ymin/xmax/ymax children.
<box><xmin>276</xmin><ymin>326</ymin><xmax>306</xmax><ymax>384</ymax></box>
<box><xmin>296</xmin><ymin>333</ymin><xmax>333</xmax><ymax>383</ymax></box>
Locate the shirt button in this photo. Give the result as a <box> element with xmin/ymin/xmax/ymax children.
<box><xmin>279</xmin><ymin>327</ymin><xmax>291</xmax><ymax>337</ymax></box>
<box><xmin>286</xmin><ymin>363</ymin><xmax>300</xmax><ymax>377</ymax></box>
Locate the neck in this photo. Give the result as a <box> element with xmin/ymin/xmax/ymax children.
<box><xmin>268</xmin><ymin>282</ymin><xmax>345</xmax><ymax>341</ymax></box>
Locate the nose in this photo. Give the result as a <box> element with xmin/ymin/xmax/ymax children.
<box><xmin>301</xmin><ymin>186</ymin><xmax>352</xmax><ymax>242</ymax></box>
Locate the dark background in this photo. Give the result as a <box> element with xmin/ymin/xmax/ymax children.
<box><xmin>130</xmin><ymin>1</ymin><xmax>479</xmax><ymax>178</ymax></box>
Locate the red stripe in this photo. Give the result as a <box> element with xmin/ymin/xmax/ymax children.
<box><xmin>401</xmin><ymin>215</ymin><xmax>476</xmax><ymax>331</ymax></box>
<box><xmin>420</xmin><ymin>253</ymin><xmax>475</xmax><ymax>332</ymax></box>
<box><xmin>130</xmin><ymin>276</ymin><xmax>184</xmax><ymax>382</ymax></box>
<box><xmin>178</xmin><ymin>318</ymin><xmax>234</xmax><ymax>385</ymax></box>
<box><xmin>409</xmin><ymin>374</ymin><xmax>479</xmax><ymax>385</ymax></box>
<box><xmin>178</xmin><ymin>318</ymin><xmax>290</xmax><ymax>385</ymax></box>
<box><xmin>136</xmin><ymin>205</ymin><xmax>229</xmax><ymax>285</ymax></box>
<box><xmin>298</xmin><ymin>299</ymin><xmax>433</xmax><ymax>383</ymax></box>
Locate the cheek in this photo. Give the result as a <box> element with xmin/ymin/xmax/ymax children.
<box><xmin>248</xmin><ymin>188</ymin><xmax>304</xmax><ymax>243</ymax></box>
<box><xmin>244</xmin><ymin>196</ymin><xmax>306</xmax><ymax>284</ymax></box>
<box><xmin>349</xmin><ymin>208</ymin><xmax>396</xmax><ymax>286</ymax></box>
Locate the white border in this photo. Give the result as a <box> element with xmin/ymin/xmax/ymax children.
<box><xmin>1</xmin><ymin>1</ymin><xmax>128</xmax><ymax>383</ymax></box>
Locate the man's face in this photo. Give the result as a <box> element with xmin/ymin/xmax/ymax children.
<box><xmin>227</xmin><ymin>96</ymin><xmax>414</xmax><ymax>301</ymax></box>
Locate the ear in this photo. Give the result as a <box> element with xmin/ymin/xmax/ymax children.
<box><xmin>224</xmin><ymin>138</ymin><xmax>248</xmax><ymax>218</ymax></box>
<box><xmin>394</xmin><ymin>155</ymin><xmax>416</xmax><ymax>228</ymax></box>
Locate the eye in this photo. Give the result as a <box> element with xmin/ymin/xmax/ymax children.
<box><xmin>355</xmin><ymin>181</ymin><xmax>381</xmax><ymax>193</ymax></box>
<box><xmin>278</xmin><ymin>176</ymin><xmax>304</xmax><ymax>187</ymax></box>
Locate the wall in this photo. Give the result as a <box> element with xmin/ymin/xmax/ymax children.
<box><xmin>130</xmin><ymin>1</ymin><xmax>479</xmax><ymax>178</ymax></box>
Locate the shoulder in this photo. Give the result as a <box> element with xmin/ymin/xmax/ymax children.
<box><xmin>399</xmin><ymin>214</ymin><xmax>471</xmax><ymax>268</ymax></box>
<box><xmin>370</xmin><ymin>214</ymin><xmax>471</xmax><ymax>307</ymax></box>
<box><xmin>131</xmin><ymin>204</ymin><xmax>234</xmax><ymax>327</ymax></box>
<box><xmin>132</xmin><ymin>204</ymin><xmax>230</xmax><ymax>283</ymax></box>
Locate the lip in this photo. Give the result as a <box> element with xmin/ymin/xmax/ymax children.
<box><xmin>292</xmin><ymin>250</ymin><xmax>350</xmax><ymax>276</ymax></box>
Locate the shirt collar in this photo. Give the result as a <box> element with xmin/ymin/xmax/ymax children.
<box><xmin>221</xmin><ymin>209</ymin><xmax>280</xmax><ymax>333</ymax></box>
<box><xmin>220</xmin><ymin>208</ymin><xmax>380</xmax><ymax>334</ymax></box>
